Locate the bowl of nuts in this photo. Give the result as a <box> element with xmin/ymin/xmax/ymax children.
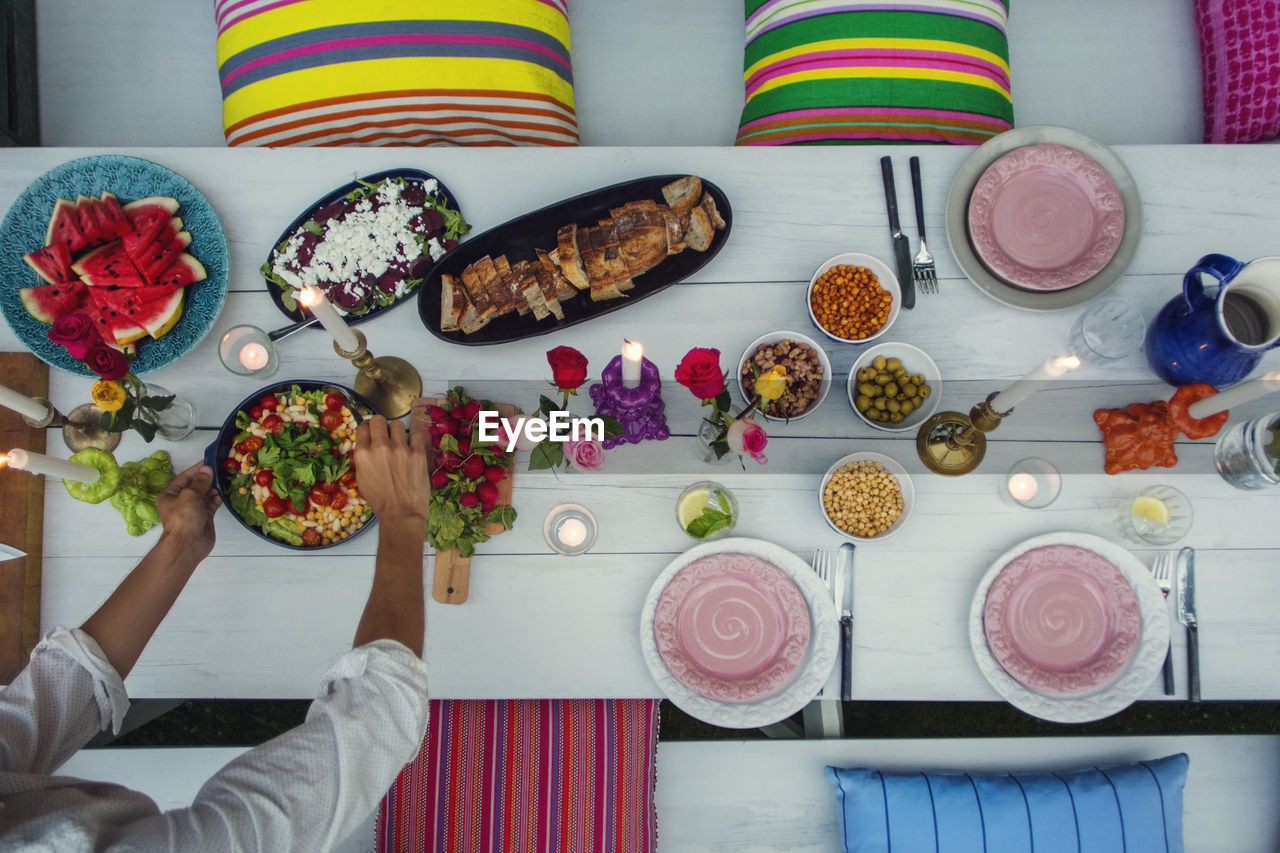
<box><xmin>737</xmin><ymin>331</ymin><xmax>832</xmax><ymax>421</ymax></box>
<box><xmin>807</xmin><ymin>253</ymin><xmax>901</xmax><ymax>344</ymax></box>
<box><xmin>847</xmin><ymin>342</ymin><xmax>942</xmax><ymax>433</ymax></box>
<box><xmin>819</xmin><ymin>452</ymin><xmax>914</xmax><ymax>542</ymax></box>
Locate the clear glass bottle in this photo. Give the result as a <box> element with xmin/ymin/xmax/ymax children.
<box><xmin>1214</xmin><ymin>412</ymin><xmax>1280</xmax><ymax>490</ymax></box>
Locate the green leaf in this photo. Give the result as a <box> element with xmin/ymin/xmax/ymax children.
<box><xmin>686</xmin><ymin>509</ymin><xmax>732</xmax><ymax>539</ymax></box>
<box><xmin>485</xmin><ymin>505</ymin><xmax>517</xmax><ymax>530</ymax></box>
<box><xmin>257</xmin><ymin>444</ymin><xmax>281</xmax><ymax>468</ymax></box>
<box><xmin>598</xmin><ymin>415</ymin><xmax>624</xmax><ymax>438</ymax></box>
<box><xmin>457</xmin><ymin>539</ymin><xmax>475</xmax><ymax>558</ymax></box>
<box><xmin>717</xmin><ymin>490</ymin><xmax>732</xmax><ymax>515</ymax></box>
<box><xmin>280</xmin><ymin>289</ymin><xmax>298</xmax><ymax>312</ymax></box>
<box><xmin>528</xmin><ymin>441</ymin><xmax>563</xmax><ymax>471</ymax></box>
<box><xmin>302</xmin><ymin>219</ymin><xmax>324</xmax><ymax>236</ymax></box>
<box><xmin>438</xmin><ymin>433</ymin><xmax>460</xmax><ymax>455</ymax></box>
<box><xmin>538</xmin><ymin>395</ymin><xmax>559</xmax><ymax>417</ymax></box>
<box><xmin>714</xmin><ymin>389</ymin><xmax>731</xmax><ymax>413</ymax></box>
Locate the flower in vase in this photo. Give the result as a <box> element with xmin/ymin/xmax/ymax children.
<box><xmin>675</xmin><ymin>348</ymin><xmax>725</xmax><ymax>401</ymax></box>
<box><xmin>90</xmin><ymin>380</ymin><xmax>127</xmax><ymax>413</ymax></box>
<box><xmin>726</xmin><ymin>418</ymin><xmax>768</xmax><ymax>465</ymax></box>
<box><xmin>754</xmin><ymin>365</ymin><xmax>788</xmax><ymax>401</ymax></box>
<box><xmin>546</xmin><ymin>346</ymin><xmax>589</xmax><ymax>392</ymax></box>
<box><xmin>564</xmin><ymin>437</ymin><xmax>606</xmax><ymax>473</ymax></box>
<box><xmin>85</xmin><ymin>343</ymin><xmax>130</xmax><ymax>381</ymax></box>
<box><xmin>46</xmin><ymin>312</ymin><xmax>101</xmax><ymax>360</ymax></box>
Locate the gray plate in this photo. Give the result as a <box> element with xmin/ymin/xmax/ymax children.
<box><xmin>944</xmin><ymin>125</ymin><xmax>1143</xmax><ymax>312</ymax></box>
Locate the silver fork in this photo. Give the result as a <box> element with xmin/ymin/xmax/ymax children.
<box><xmin>908</xmin><ymin>156</ymin><xmax>938</xmax><ymax>294</ymax></box>
<box><xmin>1151</xmin><ymin>551</ymin><xmax>1176</xmax><ymax>695</ymax></box>
<box><xmin>811</xmin><ymin>550</ymin><xmax>836</xmax><ymax>697</ymax></box>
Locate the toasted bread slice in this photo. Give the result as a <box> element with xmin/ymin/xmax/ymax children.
<box><xmin>556</xmin><ymin>224</ymin><xmax>590</xmax><ymax>291</ymax></box>
<box><xmin>661</xmin><ymin>207</ymin><xmax>685</xmax><ymax>254</ymax></box>
<box><xmin>475</xmin><ymin>255</ymin><xmax>515</xmax><ymax>316</ymax></box>
<box><xmin>459</xmin><ymin>264</ymin><xmax>496</xmax><ymax>320</ymax></box>
<box><xmin>537</xmin><ymin>248</ymin><xmax>577</xmax><ymax>302</ymax></box>
<box><xmin>683</xmin><ymin>205</ymin><xmax>715</xmax><ymax>252</ymax></box>
<box><xmin>459</xmin><ymin>302</ymin><xmax>489</xmax><ymax>334</ymax></box>
<box><xmin>529</xmin><ymin>256</ymin><xmax>565</xmax><ymax>320</ymax></box>
<box><xmin>611</xmin><ymin>203</ymin><xmax>669</xmax><ymax>275</ymax></box>
<box><xmin>700</xmin><ymin>193</ymin><xmax>726</xmax><ymax>230</ymax></box>
<box><xmin>661</xmin><ymin>176</ymin><xmax>702</xmax><ymax>217</ymax></box>
<box><xmin>590</xmin><ymin>220</ymin><xmax>635</xmax><ymax>291</ymax></box>
<box><xmin>440</xmin><ymin>274</ymin><xmax>467</xmax><ymax>332</ymax></box>
<box><xmin>511</xmin><ymin>260</ymin><xmax>550</xmax><ymax>320</ymax></box>
<box><xmin>493</xmin><ymin>255</ymin><xmax>529</xmax><ymax>316</ymax></box>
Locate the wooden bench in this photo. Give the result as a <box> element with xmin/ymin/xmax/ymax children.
<box><xmin>62</xmin><ymin>735</ymin><xmax>1280</xmax><ymax>851</ymax></box>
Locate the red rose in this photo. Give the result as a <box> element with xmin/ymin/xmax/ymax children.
<box><xmin>47</xmin><ymin>312</ymin><xmax>101</xmax><ymax>360</ymax></box>
<box><xmin>674</xmin><ymin>347</ymin><xmax>725</xmax><ymax>400</ymax></box>
<box><xmin>84</xmin><ymin>343</ymin><xmax>130</xmax><ymax>381</ymax></box>
<box><xmin>546</xmin><ymin>346</ymin><xmax>589</xmax><ymax>390</ymax></box>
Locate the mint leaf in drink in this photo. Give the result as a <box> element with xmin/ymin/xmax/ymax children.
<box><xmin>686</xmin><ymin>508</ymin><xmax>732</xmax><ymax>539</ymax></box>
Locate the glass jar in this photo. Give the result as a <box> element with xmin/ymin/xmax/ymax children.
<box><xmin>693</xmin><ymin>417</ymin><xmax>734</xmax><ymax>464</ymax></box>
<box><xmin>1214</xmin><ymin>412</ymin><xmax>1280</xmax><ymax>490</ymax></box>
<box><xmin>676</xmin><ymin>481</ymin><xmax>739</xmax><ymax>540</ymax></box>
<box><xmin>140</xmin><ymin>383</ymin><xmax>197</xmax><ymax>442</ymax></box>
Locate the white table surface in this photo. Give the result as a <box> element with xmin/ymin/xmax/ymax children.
<box><xmin>2</xmin><ymin>146</ymin><xmax>1278</xmax><ymax>703</ymax></box>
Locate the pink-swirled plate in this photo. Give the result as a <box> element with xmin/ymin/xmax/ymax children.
<box><xmin>968</xmin><ymin>143</ymin><xmax>1125</xmax><ymax>291</ymax></box>
<box><xmin>654</xmin><ymin>552</ymin><xmax>811</xmax><ymax>703</ymax></box>
<box><xmin>984</xmin><ymin>544</ymin><xmax>1140</xmax><ymax>696</ymax></box>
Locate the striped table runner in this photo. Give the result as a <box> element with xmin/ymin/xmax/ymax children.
<box><xmin>737</xmin><ymin>0</ymin><xmax>1014</xmax><ymax>145</ymax></box>
<box><xmin>215</xmin><ymin>0</ymin><xmax>577</xmax><ymax>147</ymax></box>
<box><xmin>377</xmin><ymin>699</ymin><xmax>660</xmax><ymax>853</ymax></box>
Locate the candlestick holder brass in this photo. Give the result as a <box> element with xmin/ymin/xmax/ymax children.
<box><xmin>22</xmin><ymin>399</ymin><xmax>121</xmax><ymax>453</ymax></box>
<box><xmin>334</xmin><ymin>329</ymin><xmax>421</xmax><ymax>418</ymax></box>
<box><xmin>915</xmin><ymin>393</ymin><xmax>1011</xmax><ymax>476</ymax></box>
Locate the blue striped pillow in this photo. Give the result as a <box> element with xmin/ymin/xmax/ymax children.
<box><xmin>826</xmin><ymin>754</ymin><xmax>1188</xmax><ymax>853</ymax></box>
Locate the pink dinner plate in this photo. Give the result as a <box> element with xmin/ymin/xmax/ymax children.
<box><xmin>983</xmin><ymin>544</ymin><xmax>1140</xmax><ymax>696</ymax></box>
<box><xmin>654</xmin><ymin>552</ymin><xmax>811</xmax><ymax>703</ymax></box>
<box><xmin>967</xmin><ymin>143</ymin><xmax>1125</xmax><ymax>291</ymax></box>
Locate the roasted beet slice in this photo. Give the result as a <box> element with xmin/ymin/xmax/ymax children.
<box><xmin>331</xmin><ymin>287</ymin><xmax>368</xmax><ymax>313</ymax></box>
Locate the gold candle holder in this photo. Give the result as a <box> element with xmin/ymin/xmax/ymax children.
<box><xmin>334</xmin><ymin>329</ymin><xmax>422</xmax><ymax>418</ymax></box>
<box><xmin>22</xmin><ymin>399</ymin><xmax>122</xmax><ymax>454</ymax></box>
<box><xmin>915</xmin><ymin>393</ymin><xmax>1011</xmax><ymax>476</ymax></box>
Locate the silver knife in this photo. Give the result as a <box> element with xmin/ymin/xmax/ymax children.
<box><xmin>839</xmin><ymin>542</ymin><xmax>855</xmax><ymax>701</ymax></box>
<box><xmin>879</xmin><ymin>156</ymin><xmax>916</xmax><ymax>310</ymax></box>
<box><xmin>0</xmin><ymin>543</ymin><xmax>26</xmax><ymax>561</ymax></box>
<box><xmin>1175</xmin><ymin>546</ymin><xmax>1199</xmax><ymax>702</ymax></box>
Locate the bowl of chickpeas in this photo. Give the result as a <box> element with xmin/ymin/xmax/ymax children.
<box><xmin>807</xmin><ymin>253</ymin><xmax>901</xmax><ymax>344</ymax></box>
<box><xmin>847</xmin><ymin>342</ymin><xmax>941</xmax><ymax>433</ymax></box>
<box><xmin>819</xmin><ymin>452</ymin><xmax>914</xmax><ymax>542</ymax></box>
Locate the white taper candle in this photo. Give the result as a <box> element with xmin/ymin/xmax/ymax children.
<box><xmin>297</xmin><ymin>286</ymin><xmax>360</xmax><ymax>353</ymax></box>
<box><xmin>0</xmin><ymin>384</ymin><xmax>52</xmax><ymax>422</ymax></box>
<box><xmin>621</xmin><ymin>340</ymin><xmax>643</xmax><ymax>389</ymax></box>
<box><xmin>990</xmin><ymin>355</ymin><xmax>1081</xmax><ymax>413</ymax></box>
<box><xmin>4</xmin><ymin>448</ymin><xmax>101</xmax><ymax>483</ymax></box>
<box><xmin>1187</xmin><ymin>372</ymin><xmax>1280</xmax><ymax>419</ymax></box>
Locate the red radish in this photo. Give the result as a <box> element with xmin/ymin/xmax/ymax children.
<box><xmin>457</xmin><ymin>437</ymin><xmax>471</xmax><ymax>456</ymax></box>
<box><xmin>459</xmin><ymin>492</ymin><xmax>479</xmax><ymax>508</ymax></box>
<box><xmin>484</xmin><ymin>465</ymin><xmax>505</xmax><ymax>483</ymax></box>
<box><xmin>440</xmin><ymin>417</ymin><xmax>459</xmax><ymax>436</ymax></box>
<box><xmin>461</xmin><ymin>456</ymin><xmax>485</xmax><ymax>479</ymax></box>
<box><xmin>428</xmin><ymin>423</ymin><xmax>443</xmax><ymax>438</ymax></box>
<box><xmin>481</xmin><ymin>501</ymin><xmax>495</xmax><ymax>514</ymax></box>
<box><xmin>476</xmin><ymin>482</ymin><xmax>499</xmax><ymax>504</ymax></box>
<box><xmin>428</xmin><ymin>405</ymin><xmax>448</xmax><ymax>421</ymax></box>
<box><xmin>440</xmin><ymin>451</ymin><xmax>461</xmax><ymax>472</ymax></box>
<box><xmin>430</xmin><ymin>470</ymin><xmax>448</xmax><ymax>489</ymax></box>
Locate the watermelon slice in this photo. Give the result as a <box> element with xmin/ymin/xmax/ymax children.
<box><xmin>123</xmin><ymin>215</ymin><xmax>182</xmax><ymax>266</ymax></box>
<box><xmin>88</xmin><ymin>197</ymin><xmax>119</xmax><ymax>240</ymax></box>
<box><xmin>72</xmin><ymin>240</ymin><xmax>147</xmax><ymax>288</ymax></box>
<box><xmin>99</xmin><ymin>192</ymin><xmax>133</xmax><ymax>238</ymax></box>
<box><xmin>75</xmin><ymin>195</ymin><xmax>104</xmax><ymax>247</ymax></box>
<box><xmin>153</xmin><ymin>253</ymin><xmax>206</xmax><ymax>288</ymax></box>
<box><xmin>18</xmin><ymin>281</ymin><xmax>88</xmax><ymax>324</ymax></box>
<box><xmin>125</xmin><ymin>286</ymin><xmax>185</xmax><ymax>338</ymax></box>
<box><xmin>45</xmin><ymin>199</ymin><xmax>87</xmax><ymax>252</ymax></box>
<box><xmin>85</xmin><ymin>288</ymin><xmax>147</xmax><ymax>345</ymax></box>
<box><xmin>22</xmin><ymin>242</ymin><xmax>75</xmax><ymax>285</ymax></box>
<box><xmin>121</xmin><ymin>197</ymin><xmax>179</xmax><ymax>261</ymax></box>
<box><xmin>138</xmin><ymin>230</ymin><xmax>191</xmax><ymax>284</ymax></box>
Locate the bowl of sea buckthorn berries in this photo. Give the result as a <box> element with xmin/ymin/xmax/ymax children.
<box><xmin>807</xmin><ymin>253</ymin><xmax>900</xmax><ymax>344</ymax></box>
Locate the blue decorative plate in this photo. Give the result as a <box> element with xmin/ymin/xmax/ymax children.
<box><xmin>0</xmin><ymin>155</ymin><xmax>229</xmax><ymax>375</ymax></box>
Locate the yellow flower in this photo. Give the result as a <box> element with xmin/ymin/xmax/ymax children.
<box><xmin>91</xmin><ymin>380</ymin><xmax>127</xmax><ymax>413</ymax></box>
<box><xmin>754</xmin><ymin>365</ymin><xmax>788</xmax><ymax>401</ymax></box>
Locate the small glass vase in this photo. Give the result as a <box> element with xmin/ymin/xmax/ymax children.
<box><xmin>1214</xmin><ymin>412</ymin><xmax>1280</xmax><ymax>490</ymax></box>
<box><xmin>694</xmin><ymin>417</ymin><xmax>734</xmax><ymax>464</ymax></box>
<box><xmin>140</xmin><ymin>383</ymin><xmax>196</xmax><ymax>441</ymax></box>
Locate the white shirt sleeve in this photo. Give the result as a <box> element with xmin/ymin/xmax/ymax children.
<box><xmin>114</xmin><ymin>639</ymin><xmax>429</xmax><ymax>853</ymax></box>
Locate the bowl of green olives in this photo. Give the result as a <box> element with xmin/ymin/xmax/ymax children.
<box><xmin>847</xmin><ymin>342</ymin><xmax>941</xmax><ymax>432</ymax></box>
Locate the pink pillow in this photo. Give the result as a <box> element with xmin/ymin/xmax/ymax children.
<box><xmin>1196</xmin><ymin>0</ymin><xmax>1280</xmax><ymax>143</ymax></box>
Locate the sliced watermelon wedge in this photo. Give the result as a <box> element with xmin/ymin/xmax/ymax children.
<box><xmin>121</xmin><ymin>197</ymin><xmax>179</xmax><ymax>261</ymax></box>
<box><xmin>89</xmin><ymin>197</ymin><xmax>120</xmax><ymax>240</ymax></box>
<box><xmin>152</xmin><ymin>253</ymin><xmax>207</xmax><ymax>288</ymax></box>
<box><xmin>85</xmin><ymin>288</ymin><xmax>147</xmax><ymax>345</ymax></box>
<box><xmin>123</xmin><ymin>215</ymin><xmax>182</xmax><ymax>267</ymax></box>
<box><xmin>75</xmin><ymin>195</ymin><xmax>105</xmax><ymax>247</ymax></box>
<box><xmin>19</xmin><ymin>281</ymin><xmax>88</xmax><ymax>324</ymax></box>
<box><xmin>99</xmin><ymin>192</ymin><xmax>133</xmax><ymax>238</ymax></box>
<box><xmin>126</xmin><ymin>286</ymin><xmax>185</xmax><ymax>338</ymax></box>
<box><xmin>72</xmin><ymin>240</ymin><xmax>147</xmax><ymax>288</ymax></box>
<box><xmin>45</xmin><ymin>198</ymin><xmax>87</xmax><ymax>252</ymax></box>
<box><xmin>22</xmin><ymin>242</ymin><xmax>75</xmax><ymax>285</ymax></box>
<box><xmin>139</xmin><ymin>230</ymin><xmax>191</xmax><ymax>284</ymax></box>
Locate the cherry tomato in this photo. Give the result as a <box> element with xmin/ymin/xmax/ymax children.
<box><xmin>319</xmin><ymin>481</ymin><xmax>339</xmax><ymax>494</ymax></box>
<box><xmin>324</xmin><ymin>393</ymin><xmax>345</xmax><ymax>411</ymax></box>
<box><xmin>341</xmin><ymin>470</ymin><xmax>358</xmax><ymax>487</ymax></box>
<box><xmin>255</xmin><ymin>469</ymin><xmax>274</xmax><ymax>487</ymax></box>
<box><xmin>309</xmin><ymin>486</ymin><xmax>332</xmax><ymax>506</ymax></box>
<box><xmin>301</xmin><ymin>529</ymin><xmax>322</xmax><ymax>547</ymax></box>
<box><xmin>330</xmin><ymin>491</ymin><xmax>348</xmax><ymax>510</ymax></box>
<box><xmin>263</xmin><ymin>496</ymin><xmax>287</xmax><ymax>518</ymax></box>
<box><xmin>262</xmin><ymin>414</ymin><xmax>284</xmax><ymax>434</ymax></box>
<box><xmin>223</xmin><ymin>457</ymin><xmax>239</xmax><ymax>474</ymax></box>
<box><xmin>236</xmin><ymin>436</ymin><xmax>264</xmax><ymax>454</ymax></box>
<box><xmin>288</xmin><ymin>500</ymin><xmax>306</xmax><ymax>516</ymax></box>
<box><xmin>260</xmin><ymin>395</ymin><xmax>280</xmax><ymax>411</ymax></box>
<box><xmin>319</xmin><ymin>409</ymin><xmax>344</xmax><ymax>431</ymax></box>
<box><xmin>249</xmin><ymin>405</ymin><xmax>264</xmax><ymax>420</ymax></box>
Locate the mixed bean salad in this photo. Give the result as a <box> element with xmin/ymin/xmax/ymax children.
<box><xmin>225</xmin><ymin>386</ymin><xmax>370</xmax><ymax>548</ymax></box>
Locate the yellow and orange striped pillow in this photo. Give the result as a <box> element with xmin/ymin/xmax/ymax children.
<box><xmin>215</xmin><ymin>0</ymin><xmax>577</xmax><ymax>147</ymax></box>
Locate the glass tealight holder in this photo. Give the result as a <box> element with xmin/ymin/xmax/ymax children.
<box><xmin>1067</xmin><ymin>299</ymin><xmax>1145</xmax><ymax>366</ymax></box>
<box><xmin>544</xmin><ymin>503</ymin><xmax>598</xmax><ymax>556</ymax></box>
<box><xmin>219</xmin><ymin>324</ymin><xmax>279</xmax><ymax>377</ymax></box>
<box><xmin>1000</xmin><ymin>457</ymin><xmax>1061</xmax><ymax>509</ymax></box>
<box><xmin>1116</xmin><ymin>484</ymin><xmax>1194</xmax><ymax>546</ymax></box>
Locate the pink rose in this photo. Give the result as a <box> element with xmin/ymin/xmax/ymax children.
<box><xmin>726</xmin><ymin>418</ymin><xmax>768</xmax><ymax>465</ymax></box>
<box><xmin>564</xmin><ymin>437</ymin><xmax>606</xmax><ymax>473</ymax></box>
<box><xmin>47</xmin><ymin>312</ymin><xmax>101</xmax><ymax>360</ymax></box>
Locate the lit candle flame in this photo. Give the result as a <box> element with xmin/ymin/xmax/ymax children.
<box><xmin>622</xmin><ymin>340</ymin><xmax>643</xmax><ymax>360</ymax></box>
<box><xmin>297</xmin><ymin>286</ymin><xmax>322</xmax><ymax>308</ymax></box>
<box><xmin>0</xmin><ymin>453</ymin><xmax>7</xmax><ymax>469</ymax></box>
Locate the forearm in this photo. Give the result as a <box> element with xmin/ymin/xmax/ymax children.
<box><xmin>354</xmin><ymin>519</ymin><xmax>426</xmax><ymax>656</ymax></box>
<box><xmin>80</xmin><ymin>531</ymin><xmax>204</xmax><ymax>680</ymax></box>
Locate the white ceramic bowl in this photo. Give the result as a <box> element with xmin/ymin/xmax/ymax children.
<box><xmin>847</xmin><ymin>342</ymin><xmax>942</xmax><ymax>433</ymax></box>
<box><xmin>736</xmin><ymin>330</ymin><xmax>833</xmax><ymax>422</ymax></box>
<box><xmin>807</xmin><ymin>252</ymin><xmax>902</xmax><ymax>344</ymax></box>
<box><xmin>818</xmin><ymin>451</ymin><xmax>915</xmax><ymax>542</ymax></box>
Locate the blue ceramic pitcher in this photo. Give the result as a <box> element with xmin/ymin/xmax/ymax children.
<box><xmin>1145</xmin><ymin>254</ymin><xmax>1280</xmax><ymax>387</ymax></box>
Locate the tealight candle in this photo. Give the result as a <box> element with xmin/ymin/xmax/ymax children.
<box><xmin>3</xmin><ymin>448</ymin><xmax>101</xmax><ymax>483</ymax></box>
<box><xmin>0</xmin><ymin>383</ymin><xmax>53</xmax><ymax>422</ymax></box>
<box><xmin>1001</xmin><ymin>458</ymin><xmax>1061</xmax><ymax>510</ymax></box>
<box><xmin>556</xmin><ymin>517</ymin><xmax>588</xmax><ymax>548</ymax></box>
<box><xmin>240</xmin><ymin>342</ymin><xmax>269</xmax><ymax>370</ymax></box>
<box><xmin>298</xmin><ymin>286</ymin><xmax>360</xmax><ymax>353</ymax></box>
<box><xmin>1007</xmin><ymin>472</ymin><xmax>1039</xmax><ymax>502</ymax></box>
<box><xmin>543</xmin><ymin>503</ymin><xmax>598</xmax><ymax>556</ymax></box>
<box><xmin>991</xmin><ymin>355</ymin><xmax>1081</xmax><ymax>413</ymax></box>
<box><xmin>621</xmin><ymin>340</ymin><xmax>643</xmax><ymax>389</ymax></box>
<box><xmin>218</xmin><ymin>325</ymin><xmax>279</xmax><ymax>377</ymax></box>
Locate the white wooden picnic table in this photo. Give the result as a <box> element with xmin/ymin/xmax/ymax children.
<box><xmin>1</xmin><ymin>145</ymin><xmax>1278</xmax><ymax>708</ymax></box>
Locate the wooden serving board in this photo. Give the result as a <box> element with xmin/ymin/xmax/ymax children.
<box><xmin>0</xmin><ymin>353</ymin><xmax>48</xmax><ymax>683</ymax></box>
<box><xmin>428</xmin><ymin>400</ymin><xmax>519</xmax><ymax>605</ymax></box>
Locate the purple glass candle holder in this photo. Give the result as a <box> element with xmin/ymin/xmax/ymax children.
<box><xmin>589</xmin><ymin>355</ymin><xmax>670</xmax><ymax>449</ymax></box>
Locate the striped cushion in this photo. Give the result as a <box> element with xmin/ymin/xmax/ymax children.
<box><xmin>215</xmin><ymin>0</ymin><xmax>577</xmax><ymax>147</ymax></box>
<box><xmin>377</xmin><ymin>699</ymin><xmax>659</xmax><ymax>853</ymax></box>
<box><xmin>827</xmin><ymin>754</ymin><xmax>1189</xmax><ymax>853</ymax></box>
<box><xmin>737</xmin><ymin>0</ymin><xmax>1014</xmax><ymax>146</ymax></box>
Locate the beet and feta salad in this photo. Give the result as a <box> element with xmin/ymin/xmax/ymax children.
<box><xmin>263</xmin><ymin>175</ymin><xmax>469</xmax><ymax>316</ymax></box>
<box><xmin>225</xmin><ymin>386</ymin><xmax>370</xmax><ymax>548</ymax></box>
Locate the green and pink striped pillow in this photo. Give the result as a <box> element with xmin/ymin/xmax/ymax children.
<box><xmin>737</xmin><ymin>0</ymin><xmax>1014</xmax><ymax>146</ymax></box>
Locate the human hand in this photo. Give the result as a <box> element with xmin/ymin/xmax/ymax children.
<box><xmin>156</xmin><ymin>462</ymin><xmax>221</xmax><ymax>561</ymax></box>
<box><xmin>354</xmin><ymin>401</ymin><xmax>432</xmax><ymax>535</ymax></box>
